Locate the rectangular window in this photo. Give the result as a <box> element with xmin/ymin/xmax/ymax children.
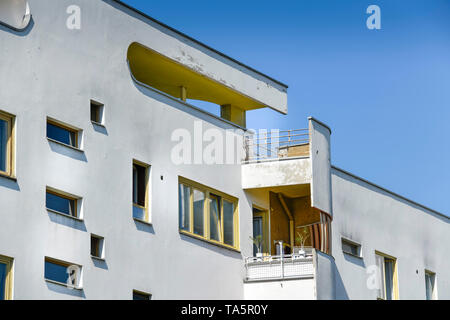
<box><xmin>209</xmin><ymin>194</ymin><xmax>221</xmax><ymax>242</ymax></box>
<box><xmin>0</xmin><ymin>255</ymin><xmax>13</xmax><ymax>300</ymax></box>
<box><xmin>90</xmin><ymin>100</ymin><xmax>104</xmax><ymax>124</ymax></box>
<box><xmin>132</xmin><ymin>160</ymin><xmax>150</xmax><ymax>222</ymax></box>
<box><xmin>223</xmin><ymin>199</ymin><xmax>235</xmax><ymax>246</ymax></box>
<box><xmin>341</xmin><ymin>238</ymin><xmax>361</xmax><ymax>257</ymax></box>
<box><xmin>425</xmin><ymin>270</ymin><xmax>437</xmax><ymax>300</ymax></box>
<box><xmin>179</xmin><ymin>183</ymin><xmax>190</xmax><ymax>231</ymax></box>
<box><xmin>46</xmin><ymin>188</ymin><xmax>78</xmax><ymax>218</ymax></box>
<box><xmin>178</xmin><ymin>177</ymin><xmax>239</xmax><ymax>250</ymax></box>
<box><xmin>193</xmin><ymin>189</ymin><xmax>205</xmax><ymax>236</ymax></box>
<box><xmin>44</xmin><ymin>257</ymin><xmax>81</xmax><ymax>288</ymax></box>
<box><xmin>133</xmin><ymin>290</ymin><xmax>152</xmax><ymax>300</ymax></box>
<box><xmin>375</xmin><ymin>251</ymin><xmax>398</xmax><ymax>300</ymax></box>
<box><xmin>252</xmin><ymin>216</ymin><xmax>263</xmax><ymax>256</ymax></box>
<box><xmin>0</xmin><ymin>111</ymin><xmax>15</xmax><ymax>177</ymax></box>
<box><xmin>47</xmin><ymin>119</ymin><xmax>79</xmax><ymax>148</ymax></box>
<box><xmin>91</xmin><ymin>235</ymin><xmax>105</xmax><ymax>259</ymax></box>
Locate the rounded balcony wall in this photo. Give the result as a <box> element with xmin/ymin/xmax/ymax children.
<box><xmin>0</xmin><ymin>0</ymin><xmax>31</xmax><ymax>31</ymax></box>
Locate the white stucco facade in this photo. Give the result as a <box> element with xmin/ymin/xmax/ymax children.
<box><xmin>0</xmin><ymin>0</ymin><xmax>448</xmax><ymax>300</ymax></box>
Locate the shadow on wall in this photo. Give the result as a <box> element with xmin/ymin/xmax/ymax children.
<box><xmin>92</xmin><ymin>257</ymin><xmax>108</xmax><ymax>270</ymax></box>
<box><xmin>134</xmin><ymin>219</ymin><xmax>155</xmax><ymax>234</ymax></box>
<box><xmin>334</xmin><ymin>265</ymin><xmax>350</xmax><ymax>300</ymax></box>
<box><xmin>0</xmin><ymin>16</ymin><xmax>34</xmax><ymax>36</ymax></box>
<box><xmin>0</xmin><ymin>176</ymin><xmax>20</xmax><ymax>191</ymax></box>
<box><xmin>45</xmin><ymin>281</ymin><xmax>85</xmax><ymax>298</ymax></box>
<box><xmin>47</xmin><ymin>210</ymin><xmax>87</xmax><ymax>232</ymax></box>
<box><xmin>92</xmin><ymin>122</ymin><xmax>108</xmax><ymax>135</ymax></box>
<box><xmin>48</xmin><ymin>140</ymin><xmax>88</xmax><ymax>162</ymax></box>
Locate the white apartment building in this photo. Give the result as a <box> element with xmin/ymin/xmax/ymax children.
<box><xmin>0</xmin><ymin>0</ymin><xmax>448</xmax><ymax>300</ymax></box>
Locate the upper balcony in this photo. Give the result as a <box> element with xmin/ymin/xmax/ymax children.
<box><xmin>241</xmin><ymin>128</ymin><xmax>312</xmax><ymax>190</ymax></box>
<box><xmin>243</xmin><ymin>128</ymin><xmax>310</xmax><ymax>163</ymax></box>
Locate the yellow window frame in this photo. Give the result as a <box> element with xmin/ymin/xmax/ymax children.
<box><xmin>46</xmin><ymin>187</ymin><xmax>79</xmax><ymax>218</ymax></box>
<box><xmin>132</xmin><ymin>159</ymin><xmax>151</xmax><ymax>223</ymax></box>
<box><xmin>47</xmin><ymin>118</ymin><xmax>80</xmax><ymax>149</ymax></box>
<box><xmin>375</xmin><ymin>250</ymin><xmax>399</xmax><ymax>300</ymax></box>
<box><xmin>0</xmin><ymin>110</ymin><xmax>15</xmax><ymax>178</ymax></box>
<box><xmin>252</xmin><ymin>205</ymin><xmax>270</xmax><ymax>255</ymax></box>
<box><xmin>0</xmin><ymin>255</ymin><xmax>13</xmax><ymax>300</ymax></box>
<box><xmin>178</xmin><ymin>176</ymin><xmax>239</xmax><ymax>251</ymax></box>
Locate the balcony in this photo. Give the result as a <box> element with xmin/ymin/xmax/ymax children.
<box><xmin>243</xmin><ymin>128</ymin><xmax>310</xmax><ymax>163</ymax></box>
<box><xmin>245</xmin><ymin>248</ymin><xmax>314</xmax><ymax>282</ymax></box>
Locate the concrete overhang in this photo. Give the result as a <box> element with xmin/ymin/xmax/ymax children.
<box><xmin>242</xmin><ymin>158</ymin><xmax>312</xmax><ymax>190</ymax></box>
<box><xmin>0</xmin><ymin>0</ymin><xmax>31</xmax><ymax>31</ymax></box>
<box><xmin>127</xmin><ymin>41</ymin><xmax>288</xmax><ymax>114</ymax></box>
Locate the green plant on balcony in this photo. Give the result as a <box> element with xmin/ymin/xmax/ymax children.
<box><xmin>295</xmin><ymin>227</ymin><xmax>310</xmax><ymax>257</ymax></box>
<box><xmin>250</xmin><ymin>235</ymin><xmax>263</xmax><ymax>258</ymax></box>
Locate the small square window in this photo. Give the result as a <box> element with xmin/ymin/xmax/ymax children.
<box><xmin>133</xmin><ymin>160</ymin><xmax>150</xmax><ymax>222</ymax></box>
<box><xmin>46</xmin><ymin>188</ymin><xmax>79</xmax><ymax>219</ymax></box>
<box><xmin>47</xmin><ymin>118</ymin><xmax>79</xmax><ymax>148</ymax></box>
<box><xmin>341</xmin><ymin>238</ymin><xmax>361</xmax><ymax>257</ymax></box>
<box><xmin>90</xmin><ymin>234</ymin><xmax>105</xmax><ymax>259</ymax></box>
<box><xmin>90</xmin><ymin>100</ymin><xmax>104</xmax><ymax>125</ymax></box>
<box><xmin>133</xmin><ymin>290</ymin><xmax>152</xmax><ymax>300</ymax></box>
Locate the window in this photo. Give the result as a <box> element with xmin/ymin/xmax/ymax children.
<box><xmin>44</xmin><ymin>257</ymin><xmax>81</xmax><ymax>288</ymax></box>
<box><xmin>375</xmin><ymin>251</ymin><xmax>398</xmax><ymax>300</ymax></box>
<box><xmin>90</xmin><ymin>100</ymin><xmax>104</xmax><ymax>124</ymax></box>
<box><xmin>341</xmin><ymin>238</ymin><xmax>361</xmax><ymax>257</ymax></box>
<box><xmin>425</xmin><ymin>270</ymin><xmax>437</xmax><ymax>300</ymax></box>
<box><xmin>0</xmin><ymin>110</ymin><xmax>15</xmax><ymax>177</ymax></box>
<box><xmin>47</xmin><ymin>118</ymin><xmax>79</xmax><ymax>148</ymax></box>
<box><xmin>0</xmin><ymin>255</ymin><xmax>13</xmax><ymax>300</ymax></box>
<box><xmin>133</xmin><ymin>160</ymin><xmax>150</xmax><ymax>222</ymax></box>
<box><xmin>133</xmin><ymin>290</ymin><xmax>152</xmax><ymax>300</ymax></box>
<box><xmin>178</xmin><ymin>177</ymin><xmax>239</xmax><ymax>250</ymax></box>
<box><xmin>46</xmin><ymin>188</ymin><xmax>79</xmax><ymax>219</ymax></box>
<box><xmin>91</xmin><ymin>235</ymin><xmax>105</xmax><ymax>259</ymax></box>
<box><xmin>252</xmin><ymin>216</ymin><xmax>263</xmax><ymax>256</ymax></box>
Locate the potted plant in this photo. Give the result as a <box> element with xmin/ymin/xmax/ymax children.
<box><xmin>250</xmin><ymin>235</ymin><xmax>263</xmax><ymax>260</ymax></box>
<box><xmin>295</xmin><ymin>227</ymin><xmax>310</xmax><ymax>258</ymax></box>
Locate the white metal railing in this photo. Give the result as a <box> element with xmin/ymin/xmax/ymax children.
<box><xmin>243</xmin><ymin>128</ymin><xmax>309</xmax><ymax>163</ymax></box>
<box><xmin>245</xmin><ymin>249</ymin><xmax>314</xmax><ymax>281</ymax></box>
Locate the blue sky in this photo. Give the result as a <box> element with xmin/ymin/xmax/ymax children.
<box><xmin>123</xmin><ymin>0</ymin><xmax>450</xmax><ymax>215</ymax></box>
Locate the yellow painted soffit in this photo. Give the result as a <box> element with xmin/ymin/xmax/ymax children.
<box><xmin>127</xmin><ymin>42</ymin><xmax>268</xmax><ymax>110</ymax></box>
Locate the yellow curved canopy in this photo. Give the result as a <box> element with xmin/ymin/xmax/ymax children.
<box><xmin>127</xmin><ymin>42</ymin><xmax>267</xmax><ymax>111</ymax></box>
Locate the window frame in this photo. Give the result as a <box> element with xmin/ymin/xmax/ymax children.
<box><xmin>375</xmin><ymin>251</ymin><xmax>399</xmax><ymax>300</ymax></box>
<box><xmin>0</xmin><ymin>255</ymin><xmax>14</xmax><ymax>300</ymax></box>
<box><xmin>178</xmin><ymin>176</ymin><xmax>239</xmax><ymax>251</ymax></box>
<box><xmin>132</xmin><ymin>289</ymin><xmax>152</xmax><ymax>300</ymax></box>
<box><xmin>44</xmin><ymin>257</ymin><xmax>82</xmax><ymax>289</ymax></box>
<box><xmin>90</xmin><ymin>234</ymin><xmax>105</xmax><ymax>260</ymax></box>
<box><xmin>132</xmin><ymin>159</ymin><xmax>151</xmax><ymax>224</ymax></box>
<box><xmin>425</xmin><ymin>270</ymin><xmax>437</xmax><ymax>300</ymax></box>
<box><xmin>46</xmin><ymin>187</ymin><xmax>80</xmax><ymax>220</ymax></box>
<box><xmin>0</xmin><ymin>110</ymin><xmax>15</xmax><ymax>178</ymax></box>
<box><xmin>252</xmin><ymin>205</ymin><xmax>269</xmax><ymax>255</ymax></box>
<box><xmin>46</xmin><ymin>117</ymin><xmax>80</xmax><ymax>149</ymax></box>
<box><xmin>341</xmin><ymin>237</ymin><xmax>362</xmax><ymax>258</ymax></box>
<box><xmin>90</xmin><ymin>100</ymin><xmax>105</xmax><ymax>125</ymax></box>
